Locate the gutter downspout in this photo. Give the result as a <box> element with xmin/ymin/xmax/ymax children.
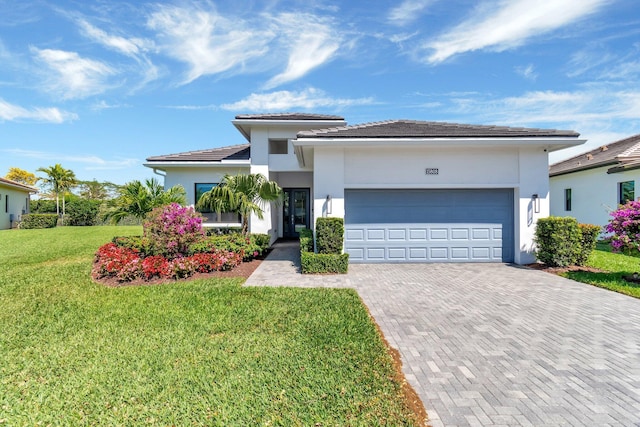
<box><xmin>152</xmin><ymin>168</ymin><xmax>166</xmax><ymax>177</ymax></box>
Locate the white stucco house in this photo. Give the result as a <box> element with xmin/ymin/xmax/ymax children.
<box><xmin>145</xmin><ymin>113</ymin><xmax>584</xmax><ymax>264</ymax></box>
<box><xmin>550</xmin><ymin>133</ymin><xmax>640</xmax><ymax>228</ymax></box>
<box><xmin>0</xmin><ymin>177</ymin><xmax>37</xmax><ymax>230</ymax></box>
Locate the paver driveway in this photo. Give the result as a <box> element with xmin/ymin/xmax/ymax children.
<box><xmin>245</xmin><ymin>242</ymin><xmax>640</xmax><ymax>426</ymax></box>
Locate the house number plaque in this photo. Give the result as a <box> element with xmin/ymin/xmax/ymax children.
<box><xmin>425</xmin><ymin>168</ymin><xmax>439</xmax><ymax>175</ymax></box>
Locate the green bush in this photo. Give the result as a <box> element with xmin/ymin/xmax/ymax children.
<box><xmin>316</xmin><ymin>217</ymin><xmax>344</xmax><ymax>254</ymax></box>
<box><xmin>534</xmin><ymin>217</ymin><xmax>581</xmax><ymax>267</ymax></box>
<box><xmin>64</xmin><ymin>198</ymin><xmax>102</xmax><ymax>226</ymax></box>
<box><xmin>112</xmin><ymin>235</ymin><xmax>152</xmax><ymax>257</ymax></box>
<box><xmin>192</xmin><ymin>233</ymin><xmax>271</xmax><ymax>261</ymax></box>
<box><xmin>30</xmin><ymin>199</ymin><xmax>57</xmax><ymax>214</ymax></box>
<box><xmin>299</xmin><ymin>228</ymin><xmax>314</xmax><ymax>253</ymax></box>
<box><xmin>576</xmin><ymin>223</ymin><xmax>602</xmax><ymax>266</ymax></box>
<box><xmin>19</xmin><ymin>214</ymin><xmax>58</xmax><ymax>229</ymax></box>
<box><xmin>301</xmin><ymin>252</ymin><xmax>349</xmax><ymax>274</ymax></box>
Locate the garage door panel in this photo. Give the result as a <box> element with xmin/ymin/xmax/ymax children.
<box><xmin>345</xmin><ymin>189</ymin><xmax>513</xmax><ymax>263</ymax></box>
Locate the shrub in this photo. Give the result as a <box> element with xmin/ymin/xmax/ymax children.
<box><xmin>112</xmin><ymin>236</ymin><xmax>153</xmax><ymax>257</ymax></box>
<box><xmin>93</xmin><ymin>243</ymin><xmax>140</xmax><ymax>280</ymax></box>
<box><xmin>316</xmin><ymin>217</ymin><xmax>344</xmax><ymax>254</ymax></box>
<box><xmin>141</xmin><ymin>255</ymin><xmax>172</xmax><ymax>279</ymax></box>
<box><xmin>19</xmin><ymin>214</ymin><xmax>58</xmax><ymax>229</ymax></box>
<box><xmin>64</xmin><ymin>198</ymin><xmax>102</xmax><ymax>226</ymax></box>
<box><xmin>606</xmin><ymin>200</ymin><xmax>640</xmax><ymax>254</ymax></box>
<box><xmin>576</xmin><ymin>223</ymin><xmax>602</xmax><ymax>266</ymax></box>
<box><xmin>144</xmin><ymin>203</ymin><xmax>205</xmax><ymax>258</ymax></box>
<box><xmin>301</xmin><ymin>252</ymin><xmax>349</xmax><ymax>274</ymax></box>
<box><xmin>30</xmin><ymin>199</ymin><xmax>57</xmax><ymax>214</ymax></box>
<box><xmin>299</xmin><ymin>228</ymin><xmax>314</xmax><ymax>252</ymax></box>
<box><xmin>534</xmin><ymin>217</ymin><xmax>581</xmax><ymax>267</ymax></box>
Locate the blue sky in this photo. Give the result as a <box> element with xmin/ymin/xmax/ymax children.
<box><xmin>1</xmin><ymin>0</ymin><xmax>639</xmax><ymax>185</ymax></box>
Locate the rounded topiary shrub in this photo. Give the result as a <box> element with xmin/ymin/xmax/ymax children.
<box><xmin>534</xmin><ymin>216</ymin><xmax>581</xmax><ymax>267</ymax></box>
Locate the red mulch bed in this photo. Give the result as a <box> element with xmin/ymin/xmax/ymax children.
<box><xmin>93</xmin><ymin>257</ymin><xmax>264</xmax><ymax>287</ymax></box>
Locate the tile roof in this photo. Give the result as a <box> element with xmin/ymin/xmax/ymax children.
<box><xmin>146</xmin><ymin>144</ymin><xmax>250</xmax><ymax>162</ymax></box>
<box><xmin>235</xmin><ymin>112</ymin><xmax>345</xmax><ymax>121</ymax></box>
<box><xmin>0</xmin><ymin>176</ymin><xmax>38</xmax><ymax>192</ymax></box>
<box><xmin>297</xmin><ymin>119</ymin><xmax>580</xmax><ymax>138</ymax></box>
<box><xmin>549</xmin><ymin>133</ymin><xmax>640</xmax><ymax>176</ymax></box>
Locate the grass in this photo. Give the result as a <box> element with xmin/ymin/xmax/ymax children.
<box><xmin>0</xmin><ymin>226</ymin><xmax>421</xmax><ymax>426</ymax></box>
<box><xmin>561</xmin><ymin>242</ymin><xmax>640</xmax><ymax>298</ymax></box>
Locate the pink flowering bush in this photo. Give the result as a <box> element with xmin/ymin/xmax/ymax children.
<box><xmin>605</xmin><ymin>200</ymin><xmax>640</xmax><ymax>253</ymax></box>
<box><xmin>144</xmin><ymin>203</ymin><xmax>205</xmax><ymax>258</ymax></box>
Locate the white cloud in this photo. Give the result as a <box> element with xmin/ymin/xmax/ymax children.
<box><xmin>388</xmin><ymin>0</ymin><xmax>435</xmax><ymax>26</ymax></box>
<box><xmin>0</xmin><ymin>98</ymin><xmax>77</xmax><ymax>123</ymax></box>
<box><xmin>77</xmin><ymin>19</ymin><xmax>152</xmax><ymax>57</ymax></box>
<box><xmin>515</xmin><ymin>64</ymin><xmax>538</xmax><ymax>81</ymax></box>
<box><xmin>221</xmin><ymin>87</ymin><xmax>375</xmax><ymax>111</ymax></box>
<box><xmin>91</xmin><ymin>100</ymin><xmax>130</xmax><ymax>111</ymax></box>
<box><xmin>264</xmin><ymin>13</ymin><xmax>341</xmax><ymax>89</ymax></box>
<box><xmin>31</xmin><ymin>47</ymin><xmax>115</xmax><ymax>99</ymax></box>
<box><xmin>3</xmin><ymin>148</ymin><xmax>138</xmax><ymax>170</ymax></box>
<box><xmin>147</xmin><ymin>4</ymin><xmax>272</xmax><ymax>85</ymax></box>
<box><xmin>422</xmin><ymin>0</ymin><xmax>608</xmax><ymax>64</ymax></box>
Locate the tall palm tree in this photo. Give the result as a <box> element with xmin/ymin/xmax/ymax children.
<box><xmin>196</xmin><ymin>173</ymin><xmax>282</xmax><ymax>235</ymax></box>
<box><xmin>36</xmin><ymin>164</ymin><xmax>77</xmax><ymax>218</ymax></box>
<box><xmin>102</xmin><ymin>178</ymin><xmax>186</xmax><ymax>224</ymax></box>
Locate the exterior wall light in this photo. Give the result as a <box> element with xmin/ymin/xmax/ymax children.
<box><xmin>532</xmin><ymin>194</ymin><xmax>540</xmax><ymax>213</ymax></box>
<box><xmin>326</xmin><ymin>195</ymin><xmax>332</xmax><ymax>215</ymax></box>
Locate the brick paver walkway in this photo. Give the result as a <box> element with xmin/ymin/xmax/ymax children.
<box><xmin>245</xmin><ymin>241</ymin><xmax>640</xmax><ymax>426</ymax></box>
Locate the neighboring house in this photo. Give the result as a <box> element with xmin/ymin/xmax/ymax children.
<box><xmin>549</xmin><ymin>133</ymin><xmax>640</xmax><ymax>229</ymax></box>
<box><xmin>0</xmin><ymin>177</ymin><xmax>38</xmax><ymax>230</ymax></box>
<box><xmin>145</xmin><ymin>113</ymin><xmax>584</xmax><ymax>264</ymax></box>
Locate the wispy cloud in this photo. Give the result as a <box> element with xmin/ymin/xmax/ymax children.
<box><xmin>264</xmin><ymin>13</ymin><xmax>341</xmax><ymax>89</ymax></box>
<box><xmin>515</xmin><ymin>64</ymin><xmax>538</xmax><ymax>81</ymax></box>
<box><xmin>221</xmin><ymin>87</ymin><xmax>375</xmax><ymax>111</ymax></box>
<box><xmin>0</xmin><ymin>98</ymin><xmax>77</xmax><ymax>123</ymax></box>
<box><xmin>421</xmin><ymin>0</ymin><xmax>608</xmax><ymax>64</ymax></box>
<box><xmin>3</xmin><ymin>148</ymin><xmax>138</xmax><ymax>170</ymax></box>
<box><xmin>91</xmin><ymin>100</ymin><xmax>131</xmax><ymax>111</ymax></box>
<box><xmin>388</xmin><ymin>0</ymin><xmax>435</xmax><ymax>26</ymax></box>
<box><xmin>162</xmin><ymin>104</ymin><xmax>218</xmax><ymax>110</ymax></box>
<box><xmin>147</xmin><ymin>4</ymin><xmax>272</xmax><ymax>85</ymax></box>
<box><xmin>30</xmin><ymin>47</ymin><xmax>115</xmax><ymax>99</ymax></box>
<box><xmin>77</xmin><ymin>19</ymin><xmax>153</xmax><ymax>57</ymax></box>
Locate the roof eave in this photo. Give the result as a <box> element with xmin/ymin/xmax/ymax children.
<box><xmin>0</xmin><ymin>181</ymin><xmax>38</xmax><ymax>193</ymax></box>
<box><xmin>144</xmin><ymin>160</ymin><xmax>251</xmax><ymax>169</ymax></box>
<box><xmin>293</xmin><ymin>136</ymin><xmax>585</xmax><ymax>149</ymax></box>
<box><xmin>232</xmin><ymin>119</ymin><xmax>347</xmax><ymax>142</ymax></box>
<box><xmin>549</xmin><ymin>161</ymin><xmax>617</xmax><ymax>177</ymax></box>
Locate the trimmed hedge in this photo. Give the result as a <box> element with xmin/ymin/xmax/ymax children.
<box><xmin>19</xmin><ymin>214</ymin><xmax>58</xmax><ymax>229</ymax></box>
<box><xmin>301</xmin><ymin>252</ymin><xmax>349</xmax><ymax>274</ymax></box>
<box><xmin>299</xmin><ymin>228</ymin><xmax>314</xmax><ymax>253</ymax></box>
<box><xmin>534</xmin><ymin>217</ymin><xmax>601</xmax><ymax>267</ymax></box>
<box><xmin>316</xmin><ymin>217</ymin><xmax>344</xmax><ymax>254</ymax></box>
<box><xmin>576</xmin><ymin>223</ymin><xmax>602</xmax><ymax>266</ymax></box>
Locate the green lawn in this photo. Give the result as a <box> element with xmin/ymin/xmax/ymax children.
<box><xmin>0</xmin><ymin>226</ymin><xmax>422</xmax><ymax>426</ymax></box>
<box><xmin>561</xmin><ymin>242</ymin><xmax>640</xmax><ymax>298</ymax></box>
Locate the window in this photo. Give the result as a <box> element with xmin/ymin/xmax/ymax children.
<box><xmin>269</xmin><ymin>139</ymin><xmax>288</xmax><ymax>154</ymax></box>
<box><xmin>194</xmin><ymin>183</ymin><xmax>240</xmax><ymax>223</ymax></box>
<box><xmin>619</xmin><ymin>181</ymin><xmax>635</xmax><ymax>205</ymax></box>
<box><xmin>5</xmin><ymin>195</ymin><xmax>7</xmax><ymax>213</ymax></box>
<box><xmin>564</xmin><ymin>188</ymin><xmax>572</xmax><ymax>211</ymax></box>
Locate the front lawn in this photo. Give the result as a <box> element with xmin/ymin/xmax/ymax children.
<box><xmin>561</xmin><ymin>242</ymin><xmax>640</xmax><ymax>298</ymax></box>
<box><xmin>0</xmin><ymin>226</ymin><xmax>422</xmax><ymax>425</ymax></box>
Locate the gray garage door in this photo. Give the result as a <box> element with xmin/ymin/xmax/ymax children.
<box><xmin>344</xmin><ymin>189</ymin><xmax>514</xmax><ymax>263</ymax></box>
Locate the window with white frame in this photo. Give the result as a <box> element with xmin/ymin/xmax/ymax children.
<box><xmin>268</xmin><ymin>139</ymin><xmax>288</xmax><ymax>154</ymax></box>
<box><xmin>194</xmin><ymin>183</ymin><xmax>240</xmax><ymax>223</ymax></box>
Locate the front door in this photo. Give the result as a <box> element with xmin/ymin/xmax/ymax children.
<box><xmin>283</xmin><ymin>188</ymin><xmax>310</xmax><ymax>238</ymax></box>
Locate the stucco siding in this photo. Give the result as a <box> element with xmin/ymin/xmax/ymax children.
<box><xmin>0</xmin><ymin>185</ymin><xmax>31</xmax><ymax>229</ymax></box>
<box><xmin>550</xmin><ymin>167</ymin><xmax>640</xmax><ymax>227</ymax></box>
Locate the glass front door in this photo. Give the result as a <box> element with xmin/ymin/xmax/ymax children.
<box><xmin>283</xmin><ymin>188</ymin><xmax>310</xmax><ymax>238</ymax></box>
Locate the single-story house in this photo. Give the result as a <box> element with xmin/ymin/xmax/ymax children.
<box><xmin>145</xmin><ymin>113</ymin><xmax>584</xmax><ymax>264</ymax></box>
<box><xmin>0</xmin><ymin>177</ymin><xmax>38</xmax><ymax>230</ymax></box>
<box><xmin>549</xmin><ymin>133</ymin><xmax>640</xmax><ymax>228</ymax></box>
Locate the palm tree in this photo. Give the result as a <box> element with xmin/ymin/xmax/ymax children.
<box><xmin>102</xmin><ymin>178</ymin><xmax>186</xmax><ymax>224</ymax></box>
<box><xmin>36</xmin><ymin>164</ymin><xmax>77</xmax><ymax>218</ymax></box>
<box><xmin>196</xmin><ymin>173</ymin><xmax>282</xmax><ymax>235</ymax></box>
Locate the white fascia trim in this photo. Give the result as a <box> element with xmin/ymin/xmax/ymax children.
<box><xmin>293</xmin><ymin>137</ymin><xmax>586</xmax><ymax>150</ymax></box>
<box><xmin>343</xmin><ymin>183</ymin><xmax>521</xmax><ymax>189</ymax></box>
<box><xmin>143</xmin><ymin>161</ymin><xmax>250</xmax><ymax>169</ymax></box>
